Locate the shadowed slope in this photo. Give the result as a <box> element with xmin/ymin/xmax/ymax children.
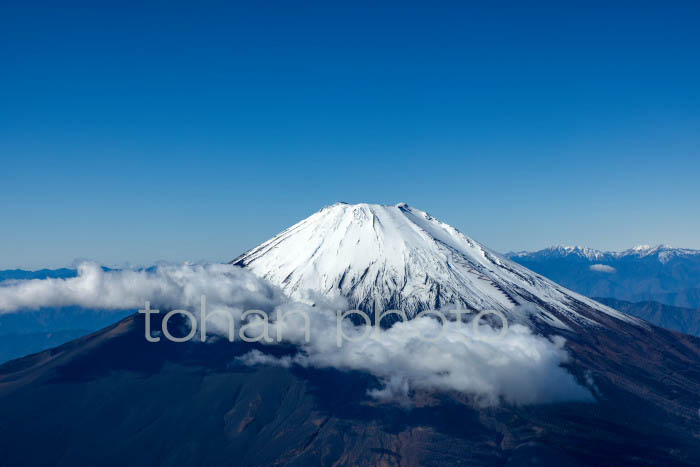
<box><xmin>0</xmin><ymin>311</ymin><xmax>699</xmax><ymax>466</ymax></box>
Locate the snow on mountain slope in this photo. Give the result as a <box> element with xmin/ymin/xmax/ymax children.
<box><xmin>233</xmin><ymin>203</ymin><xmax>638</xmax><ymax>330</ymax></box>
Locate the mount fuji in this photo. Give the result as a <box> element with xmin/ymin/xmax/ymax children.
<box><xmin>1</xmin><ymin>202</ymin><xmax>699</xmax><ymax>465</ymax></box>
<box><xmin>233</xmin><ymin>202</ymin><xmax>636</xmax><ymax>330</ymax></box>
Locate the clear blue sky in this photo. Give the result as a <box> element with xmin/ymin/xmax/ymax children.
<box><xmin>2</xmin><ymin>2</ymin><xmax>699</xmax><ymax>269</ymax></box>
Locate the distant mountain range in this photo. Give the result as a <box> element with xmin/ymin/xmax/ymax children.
<box><xmin>508</xmin><ymin>244</ymin><xmax>700</xmax><ymax>263</ymax></box>
<box><xmin>0</xmin><ymin>268</ymin><xmax>77</xmax><ymax>281</ymax></box>
<box><xmin>506</xmin><ymin>245</ymin><xmax>700</xmax><ymax>309</ymax></box>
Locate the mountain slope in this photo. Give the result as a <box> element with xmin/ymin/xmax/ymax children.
<box><xmin>233</xmin><ymin>203</ymin><xmax>636</xmax><ymax>331</ymax></box>
<box><xmin>1</xmin><ymin>311</ymin><xmax>700</xmax><ymax>466</ymax></box>
<box><xmin>593</xmin><ymin>297</ymin><xmax>700</xmax><ymax>337</ymax></box>
<box><xmin>0</xmin><ymin>329</ymin><xmax>87</xmax><ymax>364</ymax></box>
<box><xmin>0</xmin><ymin>306</ymin><xmax>133</xmax><ymax>364</ymax></box>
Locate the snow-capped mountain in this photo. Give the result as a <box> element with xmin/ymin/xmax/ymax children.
<box><xmin>233</xmin><ymin>202</ymin><xmax>636</xmax><ymax>330</ymax></box>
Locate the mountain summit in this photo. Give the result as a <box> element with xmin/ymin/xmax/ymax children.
<box><xmin>233</xmin><ymin>202</ymin><xmax>634</xmax><ymax>330</ymax></box>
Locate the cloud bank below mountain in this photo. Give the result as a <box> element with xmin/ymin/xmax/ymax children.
<box><xmin>0</xmin><ymin>262</ymin><xmax>593</xmax><ymax>405</ymax></box>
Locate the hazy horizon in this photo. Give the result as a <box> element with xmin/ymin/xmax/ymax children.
<box><xmin>3</xmin><ymin>199</ymin><xmax>697</xmax><ymax>272</ymax></box>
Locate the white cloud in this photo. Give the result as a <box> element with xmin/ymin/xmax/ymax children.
<box><xmin>590</xmin><ymin>264</ymin><xmax>616</xmax><ymax>273</ymax></box>
<box><xmin>249</xmin><ymin>305</ymin><xmax>592</xmax><ymax>406</ymax></box>
<box><xmin>0</xmin><ymin>262</ymin><xmax>593</xmax><ymax>406</ymax></box>
<box><xmin>0</xmin><ymin>262</ymin><xmax>283</xmax><ymax>314</ymax></box>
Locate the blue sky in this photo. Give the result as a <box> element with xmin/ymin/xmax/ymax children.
<box><xmin>2</xmin><ymin>2</ymin><xmax>699</xmax><ymax>269</ymax></box>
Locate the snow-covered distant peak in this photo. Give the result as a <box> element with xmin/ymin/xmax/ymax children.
<box><xmin>233</xmin><ymin>203</ymin><xmax>638</xmax><ymax>329</ymax></box>
<box><xmin>624</xmin><ymin>244</ymin><xmax>663</xmax><ymax>256</ymax></box>
<box><xmin>621</xmin><ymin>244</ymin><xmax>700</xmax><ymax>263</ymax></box>
<box><xmin>557</xmin><ymin>245</ymin><xmax>606</xmax><ymax>260</ymax></box>
<box><xmin>621</xmin><ymin>244</ymin><xmax>675</xmax><ymax>258</ymax></box>
<box><xmin>507</xmin><ymin>245</ymin><xmax>606</xmax><ymax>260</ymax></box>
